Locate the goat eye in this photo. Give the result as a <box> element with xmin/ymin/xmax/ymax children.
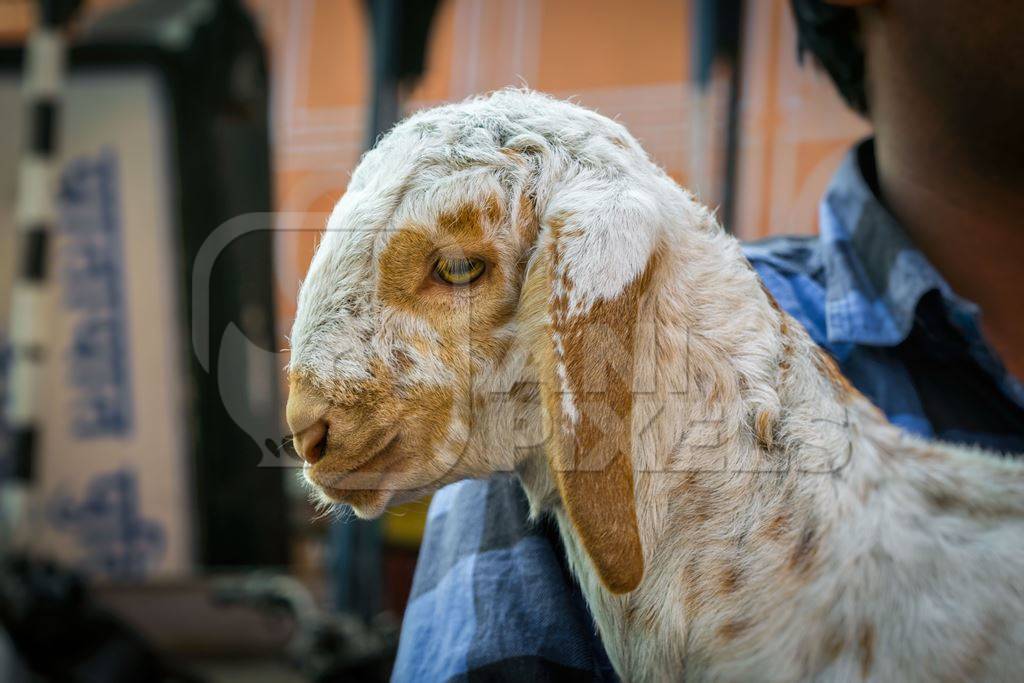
<box><xmin>433</xmin><ymin>256</ymin><xmax>485</xmax><ymax>285</ymax></box>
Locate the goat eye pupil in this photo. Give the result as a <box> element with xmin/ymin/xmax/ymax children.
<box><xmin>434</xmin><ymin>257</ymin><xmax>485</xmax><ymax>285</ymax></box>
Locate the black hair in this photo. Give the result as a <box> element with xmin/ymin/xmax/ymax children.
<box><xmin>789</xmin><ymin>0</ymin><xmax>868</xmax><ymax>115</ymax></box>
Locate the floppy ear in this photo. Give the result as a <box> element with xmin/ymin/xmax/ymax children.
<box><xmin>527</xmin><ymin>180</ymin><xmax>660</xmax><ymax>594</ymax></box>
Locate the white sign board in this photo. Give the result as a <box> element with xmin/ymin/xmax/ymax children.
<box><xmin>0</xmin><ymin>70</ymin><xmax>194</xmax><ymax>580</ymax></box>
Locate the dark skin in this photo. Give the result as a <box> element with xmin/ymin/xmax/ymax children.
<box><xmin>831</xmin><ymin>0</ymin><xmax>1024</xmax><ymax>379</ymax></box>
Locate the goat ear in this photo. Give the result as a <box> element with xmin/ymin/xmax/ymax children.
<box><xmin>526</xmin><ymin>190</ymin><xmax>659</xmax><ymax>595</ymax></box>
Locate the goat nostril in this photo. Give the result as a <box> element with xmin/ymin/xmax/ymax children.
<box><xmin>295</xmin><ymin>419</ymin><xmax>328</xmax><ymax>465</ymax></box>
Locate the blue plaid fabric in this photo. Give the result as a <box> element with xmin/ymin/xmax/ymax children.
<box><xmin>391</xmin><ymin>139</ymin><xmax>1024</xmax><ymax>682</ymax></box>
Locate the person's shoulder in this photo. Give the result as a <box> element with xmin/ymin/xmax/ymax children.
<box><xmin>741</xmin><ymin>233</ymin><xmax>830</xmax><ymax>346</ymax></box>
<box><xmin>741</xmin><ymin>233</ymin><xmax>821</xmax><ymax>275</ymax></box>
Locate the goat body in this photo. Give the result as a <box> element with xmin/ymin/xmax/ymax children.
<box><xmin>518</xmin><ymin>225</ymin><xmax>1024</xmax><ymax>680</ymax></box>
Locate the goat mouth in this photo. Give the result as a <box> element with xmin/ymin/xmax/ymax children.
<box><xmin>307</xmin><ymin>433</ymin><xmax>405</xmax><ymax>494</ymax></box>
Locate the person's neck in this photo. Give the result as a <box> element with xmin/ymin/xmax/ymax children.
<box><xmin>873</xmin><ymin>132</ymin><xmax>1024</xmax><ymax>380</ymax></box>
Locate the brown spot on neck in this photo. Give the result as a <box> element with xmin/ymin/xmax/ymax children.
<box><xmin>754</xmin><ymin>409</ymin><xmax>777</xmax><ymax>452</ymax></box>
<box><xmin>762</xmin><ymin>509</ymin><xmax>791</xmax><ymax>541</ymax></box>
<box><xmin>759</xmin><ymin>279</ymin><xmax>783</xmax><ymax>315</ymax></box>
<box><xmin>923</xmin><ymin>485</ymin><xmax>1018</xmax><ymax>520</ymax></box>
<box><xmin>676</xmin><ymin>470</ymin><xmax>719</xmax><ymax>527</ymax></box>
<box><xmin>788</xmin><ymin>520</ymin><xmax>819</xmax><ymax>576</ymax></box>
<box><xmin>547</xmin><ymin>212</ymin><xmax>569</xmax><ymax>231</ymax></box>
<box><xmin>945</xmin><ymin>615</ymin><xmax>1000</xmax><ymax>682</ymax></box>
<box><xmin>717</xmin><ymin>616</ymin><xmax>752</xmax><ymax>642</ymax></box>
<box><xmin>716</xmin><ymin>563</ymin><xmax>744</xmax><ymax>596</ymax></box>
<box><xmin>682</xmin><ymin>554</ymin><xmax>705</xmax><ymax>617</ymax></box>
<box><xmin>814</xmin><ymin>348</ymin><xmax>859</xmax><ymax>403</ymax></box>
<box><xmin>857</xmin><ymin>622</ymin><xmax>875</xmax><ymax>678</ymax></box>
<box><xmin>622</xmin><ymin>599</ymin><xmax>661</xmax><ymax>633</ymax></box>
<box><xmin>821</xmin><ymin>625</ymin><xmax>845</xmax><ymax>665</ymax></box>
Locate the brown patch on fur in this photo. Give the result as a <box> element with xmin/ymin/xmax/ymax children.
<box><xmin>376</xmin><ymin>200</ymin><xmax>525</xmax><ymax>377</ymax></box>
<box><xmin>814</xmin><ymin>348</ymin><xmax>858</xmax><ymax>402</ymax></box>
<box><xmin>377</xmin><ymin>227</ymin><xmax>439</xmax><ymax>311</ymax></box>
<box><xmin>821</xmin><ymin>625</ymin><xmax>845</xmax><ymax>665</ymax></box>
<box><xmin>716</xmin><ymin>563</ymin><xmax>743</xmax><ymax>595</ymax></box>
<box><xmin>531</xmin><ymin>220</ymin><xmax>660</xmax><ymax>595</ymax></box>
<box><xmin>437</xmin><ymin>202</ymin><xmax>488</xmax><ymax>242</ymax></box>
<box><xmin>857</xmin><ymin>478</ymin><xmax>880</xmax><ymax>503</ymax></box>
<box><xmin>755</xmin><ymin>409</ymin><xmax>776</xmax><ymax>452</ymax></box>
<box><xmin>762</xmin><ymin>510</ymin><xmax>791</xmax><ymax>541</ymax></box>
<box><xmin>547</xmin><ymin>212</ymin><xmax>569</xmax><ymax>231</ymax></box>
<box><xmin>922</xmin><ymin>485</ymin><xmax>1018</xmax><ymax>520</ymax></box>
<box><xmin>689</xmin><ymin>500</ymin><xmax>715</xmax><ymax>526</ymax></box>
<box><xmin>515</xmin><ymin>192</ymin><xmax>539</xmax><ymax>245</ymax></box>
<box><xmin>506</xmin><ymin>380</ymin><xmax>539</xmax><ymax>404</ymax></box>
<box><xmin>706</xmin><ymin>378</ymin><xmax>724</xmax><ymax>405</ymax></box>
<box><xmin>676</xmin><ymin>470</ymin><xmax>718</xmax><ymax>526</ymax></box>
<box><xmin>758</xmin><ymin>279</ymin><xmax>798</xmax><ymax>378</ymax></box>
<box><xmin>942</xmin><ymin>616</ymin><xmax>1000</xmax><ymax>682</ymax></box>
<box><xmin>641</xmin><ymin>605</ymin><xmax>660</xmax><ymax>632</ymax></box>
<box><xmin>717</xmin><ymin>617</ymin><xmax>752</xmax><ymax>642</ymax></box>
<box><xmin>622</xmin><ymin>599</ymin><xmax>639</xmax><ymax>624</ymax></box>
<box><xmin>392</xmin><ymin>348</ymin><xmax>415</xmax><ymax>372</ymax></box>
<box><xmin>857</xmin><ymin>622</ymin><xmax>875</xmax><ymax>678</ymax></box>
<box><xmin>682</xmin><ymin>554</ymin><xmax>705</xmax><ymax>617</ymax></box>
<box><xmin>759</xmin><ymin>279</ymin><xmax>783</xmax><ymax>314</ymax></box>
<box><xmin>788</xmin><ymin>520</ymin><xmax>818</xmax><ymax>575</ymax></box>
<box><xmin>482</xmin><ymin>193</ymin><xmax>504</xmax><ymax>225</ymax></box>
<box><xmin>679</xmin><ymin>469</ymin><xmax>701</xmax><ymax>493</ymax></box>
<box><xmin>622</xmin><ymin>600</ymin><xmax>661</xmax><ymax>633</ymax></box>
<box><xmin>924</xmin><ymin>488</ymin><xmax>959</xmax><ymax>511</ymax></box>
<box><xmin>378</xmin><ymin>203</ymin><xmax>500</xmax><ymax>315</ymax></box>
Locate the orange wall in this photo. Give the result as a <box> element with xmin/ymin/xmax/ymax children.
<box><xmin>247</xmin><ymin>0</ymin><xmax>870</xmax><ymax>345</ymax></box>
<box><xmin>247</xmin><ymin>0</ymin><xmax>689</xmax><ymax>344</ymax></box>
<box><xmin>734</xmin><ymin>0</ymin><xmax>870</xmax><ymax>239</ymax></box>
<box><xmin>1</xmin><ymin>0</ymin><xmax>870</xmax><ymax>343</ymax></box>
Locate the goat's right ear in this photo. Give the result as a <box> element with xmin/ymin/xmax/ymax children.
<box><xmin>522</xmin><ymin>188</ymin><xmax>660</xmax><ymax>595</ymax></box>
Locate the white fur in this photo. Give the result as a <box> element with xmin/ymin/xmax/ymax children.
<box><xmin>289</xmin><ymin>90</ymin><xmax>1024</xmax><ymax>682</ymax></box>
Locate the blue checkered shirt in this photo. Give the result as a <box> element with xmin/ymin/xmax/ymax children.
<box><xmin>391</xmin><ymin>140</ymin><xmax>1024</xmax><ymax>681</ymax></box>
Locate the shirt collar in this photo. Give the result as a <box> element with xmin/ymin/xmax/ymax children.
<box><xmin>818</xmin><ymin>139</ymin><xmax>977</xmax><ymax>347</ymax></box>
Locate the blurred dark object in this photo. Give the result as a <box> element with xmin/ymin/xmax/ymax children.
<box><xmin>73</xmin><ymin>0</ymin><xmax>288</xmax><ymax>568</ymax></box>
<box><xmin>692</xmin><ymin>0</ymin><xmax>743</xmax><ymax>88</ymax></box>
<box><xmin>0</xmin><ymin>556</ymin><xmax>203</xmax><ymax>682</ymax></box>
<box><xmin>363</xmin><ymin>0</ymin><xmax>443</xmax><ymax>146</ymax></box>
<box><xmin>38</xmin><ymin>0</ymin><xmax>83</xmax><ymax>27</ymax></box>
<box><xmin>213</xmin><ymin>573</ymin><xmax>398</xmax><ymax>683</ymax></box>
<box><xmin>692</xmin><ymin>0</ymin><xmax>744</xmax><ymax>233</ymax></box>
<box><xmin>790</xmin><ymin>0</ymin><xmax>867</xmax><ymax>114</ymax></box>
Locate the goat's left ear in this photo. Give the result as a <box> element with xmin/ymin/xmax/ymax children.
<box><xmin>525</xmin><ymin>178</ymin><xmax>661</xmax><ymax>594</ymax></box>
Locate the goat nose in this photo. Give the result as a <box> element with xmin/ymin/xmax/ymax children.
<box><xmin>293</xmin><ymin>419</ymin><xmax>328</xmax><ymax>465</ymax></box>
<box><xmin>286</xmin><ymin>379</ymin><xmax>331</xmax><ymax>465</ymax></box>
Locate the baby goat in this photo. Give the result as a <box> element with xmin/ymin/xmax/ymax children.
<box><xmin>286</xmin><ymin>90</ymin><xmax>1024</xmax><ymax>682</ymax></box>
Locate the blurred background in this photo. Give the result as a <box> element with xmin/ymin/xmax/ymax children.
<box><xmin>0</xmin><ymin>0</ymin><xmax>868</xmax><ymax>680</ymax></box>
